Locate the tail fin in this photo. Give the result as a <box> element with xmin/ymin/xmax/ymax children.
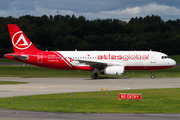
<box><xmin>8</xmin><ymin>24</ymin><xmax>39</xmax><ymax>53</ymax></box>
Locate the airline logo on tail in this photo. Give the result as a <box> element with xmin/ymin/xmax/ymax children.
<box><xmin>12</xmin><ymin>31</ymin><xmax>32</xmax><ymax>50</ymax></box>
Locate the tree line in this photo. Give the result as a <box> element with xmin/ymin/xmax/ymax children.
<box><xmin>0</xmin><ymin>14</ymin><xmax>180</xmax><ymax>57</ymax></box>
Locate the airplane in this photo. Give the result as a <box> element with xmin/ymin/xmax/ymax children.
<box><xmin>4</xmin><ymin>24</ymin><xmax>176</xmax><ymax>79</ymax></box>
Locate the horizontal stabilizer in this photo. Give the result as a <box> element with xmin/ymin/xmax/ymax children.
<box><xmin>7</xmin><ymin>54</ymin><xmax>28</xmax><ymax>60</ymax></box>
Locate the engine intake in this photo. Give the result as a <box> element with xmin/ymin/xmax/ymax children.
<box><xmin>100</xmin><ymin>66</ymin><xmax>124</xmax><ymax>76</ymax></box>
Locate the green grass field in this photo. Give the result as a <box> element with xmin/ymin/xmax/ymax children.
<box><xmin>0</xmin><ymin>58</ymin><xmax>19</xmax><ymax>63</ymax></box>
<box><xmin>0</xmin><ymin>88</ymin><xmax>180</xmax><ymax>113</ymax></box>
<box><xmin>0</xmin><ymin>65</ymin><xmax>179</xmax><ymax>77</ymax></box>
<box><xmin>0</xmin><ymin>81</ymin><xmax>28</xmax><ymax>85</ymax></box>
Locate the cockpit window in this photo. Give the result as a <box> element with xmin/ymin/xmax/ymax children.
<box><xmin>162</xmin><ymin>56</ymin><xmax>169</xmax><ymax>59</ymax></box>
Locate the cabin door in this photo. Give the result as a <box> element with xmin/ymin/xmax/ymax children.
<box><xmin>150</xmin><ymin>53</ymin><xmax>156</xmax><ymax>63</ymax></box>
<box><xmin>37</xmin><ymin>53</ymin><xmax>43</xmax><ymax>63</ymax></box>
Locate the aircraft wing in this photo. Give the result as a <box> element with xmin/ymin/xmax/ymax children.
<box><xmin>75</xmin><ymin>59</ymin><xmax>126</xmax><ymax>68</ymax></box>
<box><xmin>7</xmin><ymin>54</ymin><xmax>28</xmax><ymax>60</ymax></box>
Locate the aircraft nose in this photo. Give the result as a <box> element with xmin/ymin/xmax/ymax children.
<box><xmin>171</xmin><ymin>59</ymin><xmax>176</xmax><ymax>66</ymax></box>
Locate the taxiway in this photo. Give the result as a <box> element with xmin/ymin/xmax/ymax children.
<box><xmin>0</xmin><ymin>77</ymin><xmax>180</xmax><ymax>98</ymax></box>
<box><xmin>0</xmin><ymin>77</ymin><xmax>180</xmax><ymax>120</ymax></box>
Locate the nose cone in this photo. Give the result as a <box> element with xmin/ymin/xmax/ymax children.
<box><xmin>170</xmin><ymin>59</ymin><xmax>176</xmax><ymax>66</ymax></box>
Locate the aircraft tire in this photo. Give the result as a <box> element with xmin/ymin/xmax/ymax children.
<box><xmin>151</xmin><ymin>75</ymin><xmax>155</xmax><ymax>79</ymax></box>
<box><xmin>91</xmin><ymin>73</ymin><xmax>98</xmax><ymax>79</ymax></box>
<box><xmin>91</xmin><ymin>74</ymin><xmax>96</xmax><ymax>79</ymax></box>
<box><xmin>95</xmin><ymin>73</ymin><xmax>98</xmax><ymax>78</ymax></box>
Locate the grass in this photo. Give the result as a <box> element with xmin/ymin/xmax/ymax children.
<box><xmin>0</xmin><ymin>81</ymin><xmax>28</xmax><ymax>85</ymax></box>
<box><xmin>0</xmin><ymin>65</ymin><xmax>179</xmax><ymax>77</ymax></box>
<box><xmin>0</xmin><ymin>88</ymin><xmax>180</xmax><ymax>113</ymax></box>
<box><xmin>0</xmin><ymin>65</ymin><xmax>93</xmax><ymax>77</ymax></box>
<box><xmin>0</xmin><ymin>58</ymin><xmax>19</xmax><ymax>63</ymax></box>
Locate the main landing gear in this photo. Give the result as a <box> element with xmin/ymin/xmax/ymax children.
<box><xmin>91</xmin><ymin>73</ymin><xmax>98</xmax><ymax>79</ymax></box>
<box><xmin>91</xmin><ymin>67</ymin><xmax>99</xmax><ymax>79</ymax></box>
<box><xmin>151</xmin><ymin>70</ymin><xmax>155</xmax><ymax>79</ymax></box>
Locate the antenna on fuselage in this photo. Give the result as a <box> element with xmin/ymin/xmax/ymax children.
<box><xmin>75</xmin><ymin>49</ymin><xmax>77</xmax><ymax>51</ymax></box>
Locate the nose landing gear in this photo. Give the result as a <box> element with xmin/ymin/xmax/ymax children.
<box><xmin>151</xmin><ymin>70</ymin><xmax>155</xmax><ymax>79</ymax></box>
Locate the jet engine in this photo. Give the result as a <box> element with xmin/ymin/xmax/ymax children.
<box><xmin>100</xmin><ymin>66</ymin><xmax>125</xmax><ymax>76</ymax></box>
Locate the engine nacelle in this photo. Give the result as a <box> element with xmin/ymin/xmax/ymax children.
<box><xmin>100</xmin><ymin>66</ymin><xmax>125</xmax><ymax>76</ymax></box>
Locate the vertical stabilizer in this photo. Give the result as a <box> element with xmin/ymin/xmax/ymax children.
<box><xmin>8</xmin><ymin>24</ymin><xmax>39</xmax><ymax>53</ymax></box>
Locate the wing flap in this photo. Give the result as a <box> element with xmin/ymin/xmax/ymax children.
<box><xmin>75</xmin><ymin>59</ymin><xmax>126</xmax><ymax>68</ymax></box>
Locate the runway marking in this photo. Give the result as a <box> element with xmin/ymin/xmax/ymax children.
<box><xmin>117</xmin><ymin>87</ymin><xmax>131</xmax><ymax>89</ymax></box>
<box><xmin>112</xmin><ymin>83</ymin><xmax>132</xmax><ymax>86</ymax></box>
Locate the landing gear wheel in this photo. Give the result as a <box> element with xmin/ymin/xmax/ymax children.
<box><xmin>91</xmin><ymin>73</ymin><xmax>98</xmax><ymax>79</ymax></box>
<box><xmin>91</xmin><ymin>74</ymin><xmax>96</xmax><ymax>79</ymax></box>
<box><xmin>151</xmin><ymin>75</ymin><xmax>155</xmax><ymax>79</ymax></box>
<box><xmin>95</xmin><ymin>73</ymin><xmax>98</xmax><ymax>78</ymax></box>
<box><xmin>151</xmin><ymin>70</ymin><xmax>155</xmax><ymax>79</ymax></box>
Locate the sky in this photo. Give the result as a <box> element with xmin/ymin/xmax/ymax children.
<box><xmin>0</xmin><ymin>0</ymin><xmax>180</xmax><ymax>21</ymax></box>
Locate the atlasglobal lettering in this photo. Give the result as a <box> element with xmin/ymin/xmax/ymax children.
<box><xmin>97</xmin><ymin>54</ymin><xmax>149</xmax><ymax>61</ymax></box>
